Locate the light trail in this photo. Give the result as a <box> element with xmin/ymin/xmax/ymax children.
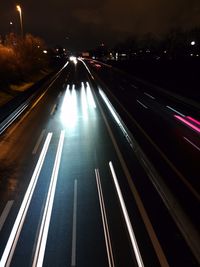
<box><xmin>32</xmin><ymin>130</ymin><xmax>65</xmax><ymax>267</ymax></box>
<box><xmin>0</xmin><ymin>133</ymin><xmax>52</xmax><ymax>267</ymax></box>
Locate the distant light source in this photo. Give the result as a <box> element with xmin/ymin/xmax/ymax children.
<box><xmin>10</xmin><ymin>21</ymin><xmax>13</xmax><ymax>25</ymax></box>
<box><xmin>16</xmin><ymin>4</ymin><xmax>23</xmax><ymax>38</ymax></box>
<box><xmin>69</xmin><ymin>56</ymin><xmax>77</xmax><ymax>64</ymax></box>
<box><xmin>43</xmin><ymin>50</ymin><xmax>48</xmax><ymax>54</ymax></box>
<box><xmin>191</xmin><ymin>41</ymin><xmax>196</xmax><ymax>46</ymax></box>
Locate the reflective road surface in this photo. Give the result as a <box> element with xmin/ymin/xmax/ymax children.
<box><xmin>0</xmin><ymin>59</ymin><xmax>199</xmax><ymax>267</ymax></box>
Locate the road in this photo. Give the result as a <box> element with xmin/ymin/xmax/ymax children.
<box><xmin>0</xmin><ymin>59</ymin><xmax>199</xmax><ymax>267</ymax></box>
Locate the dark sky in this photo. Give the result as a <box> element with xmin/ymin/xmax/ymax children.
<box><xmin>0</xmin><ymin>1</ymin><xmax>200</xmax><ymax>50</ymax></box>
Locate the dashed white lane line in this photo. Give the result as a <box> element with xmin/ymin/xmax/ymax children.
<box><xmin>166</xmin><ymin>106</ymin><xmax>185</xmax><ymax>117</ymax></box>
<box><xmin>0</xmin><ymin>201</ymin><xmax>14</xmax><ymax>231</ymax></box>
<box><xmin>136</xmin><ymin>100</ymin><xmax>148</xmax><ymax>109</ymax></box>
<box><xmin>50</xmin><ymin>104</ymin><xmax>57</xmax><ymax>115</ymax></box>
<box><xmin>183</xmin><ymin>137</ymin><xmax>200</xmax><ymax>152</ymax></box>
<box><xmin>32</xmin><ymin>129</ymin><xmax>46</xmax><ymax>155</ymax></box>
<box><xmin>131</xmin><ymin>84</ymin><xmax>138</xmax><ymax>89</ymax></box>
<box><xmin>144</xmin><ymin>92</ymin><xmax>155</xmax><ymax>100</ymax></box>
<box><xmin>71</xmin><ymin>179</ymin><xmax>78</xmax><ymax>267</ymax></box>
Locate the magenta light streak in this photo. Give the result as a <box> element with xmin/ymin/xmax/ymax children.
<box><xmin>186</xmin><ymin>116</ymin><xmax>200</xmax><ymax>126</ymax></box>
<box><xmin>174</xmin><ymin>115</ymin><xmax>200</xmax><ymax>133</ymax></box>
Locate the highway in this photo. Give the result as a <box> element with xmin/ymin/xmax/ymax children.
<box><xmin>0</xmin><ymin>59</ymin><xmax>199</xmax><ymax>267</ymax></box>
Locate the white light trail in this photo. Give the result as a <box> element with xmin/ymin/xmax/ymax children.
<box><xmin>0</xmin><ymin>133</ymin><xmax>52</xmax><ymax>267</ymax></box>
<box><xmin>109</xmin><ymin>161</ymin><xmax>144</xmax><ymax>267</ymax></box>
<box><xmin>86</xmin><ymin>82</ymin><xmax>96</xmax><ymax>109</ymax></box>
<box><xmin>81</xmin><ymin>83</ymin><xmax>88</xmax><ymax>120</ymax></box>
<box><xmin>32</xmin><ymin>130</ymin><xmax>65</xmax><ymax>267</ymax></box>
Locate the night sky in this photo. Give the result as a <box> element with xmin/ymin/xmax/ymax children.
<box><xmin>0</xmin><ymin>1</ymin><xmax>200</xmax><ymax>50</ymax></box>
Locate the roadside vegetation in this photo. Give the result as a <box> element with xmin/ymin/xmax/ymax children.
<box><xmin>0</xmin><ymin>33</ymin><xmax>49</xmax><ymax>86</ymax></box>
<box><xmin>0</xmin><ymin>33</ymin><xmax>51</xmax><ymax>106</ymax></box>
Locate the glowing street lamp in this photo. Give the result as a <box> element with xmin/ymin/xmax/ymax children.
<box><xmin>16</xmin><ymin>5</ymin><xmax>23</xmax><ymax>38</ymax></box>
<box><xmin>191</xmin><ymin>41</ymin><xmax>196</xmax><ymax>46</ymax></box>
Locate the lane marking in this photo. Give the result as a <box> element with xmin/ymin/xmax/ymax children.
<box><xmin>0</xmin><ymin>201</ymin><xmax>14</xmax><ymax>231</ymax></box>
<box><xmin>0</xmin><ymin>133</ymin><xmax>52</xmax><ymax>267</ymax></box>
<box><xmin>5</xmin><ymin>63</ymin><xmax>68</xmax><ymax>138</ymax></box>
<box><xmin>166</xmin><ymin>106</ymin><xmax>185</xmax><ymax>117</ymax></box>
<box><xmin>7</xmin><ymin>90</ymin><xmax>50</xmax><ymax>138</ymax></box>
<box><xmin>98</xmin><ymin>85</ymin><xmax>199</xmax><ymax>201</ymax></box>
<box><xmin>97</xmin><ymin>86</ymin><xmax>200</xmax><ymax>262</ymax></box>
<box><xmin>94</xmin><ymin>90</ymin><xmax>170</xmax><ymax>267</ymax></box>
<box><xmin>95</xmin><ymin>169</ymin><xmax>115</xmax><ymax>267</ymax></box>
<box><xmin>136</xmin><ymin>100</ymin><xmax>148</xmax><ymax>109</ymax></box>
<box><xmin>144</xmin><ymin>92</ymin><xmax>155</xmax><ymax>100</ymax></box>
<box><xmin>0</xmin><ymin>103</ymin><xmax>28</xmax><ymax>135</ymax></box>
<box><xmin>50</xmin><ymin>104</ymin><xmax>57</xmax><ymax>116</ymax></box>
<box><xmin>32</xmin><ymin>130</ymin><xmax>65</xmax><ymax>267</ymax></box>
<box><xmin>131</xmin><ymin>84</ymin><xmax>138</xmax><ymax>89</ymax></box>
<box><xmin>32</xmin><ymin>129</ymin><xmax>46</xmax><ymax>155</ymax></box>
<box><xmin>109</xmin><ymin>162</ymin><xmax>144</xmax><ymax>267</ymax></box>
<box><xmin>71</xmin><ymin>179</ymin><xmax>78</xmax><ymax>267</ymax></box>
<box><xmin>183</xmin><ymin>137</ymin><xmax>200</xmax><ymax>152</ymax></box>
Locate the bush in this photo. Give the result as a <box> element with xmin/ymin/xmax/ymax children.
<box><xmin>0</xmin><ymin>33</ymin><xmax>49</xmax><ymax>85</ymax></box>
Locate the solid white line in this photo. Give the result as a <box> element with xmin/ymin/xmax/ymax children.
<box><xmin>71</xmin><ymin>179</ymin><xmax>78</xmax><ymax>267</ymax></box>
<box><xmin>95</xmin><ymin>169</ymin><xmax>115</xmax><ymax>267</ymax></box>
<box><xmin>32</xmin><ymin>130</ymin><xmax>65</xmax><ymax>267</ymax></box>
<box><xmin>144</xmin><ymin>92</ymin><xmax>155</xmax><ymax>100</ymax></box>
<box><xmin>32</xmin><ymin>130</ymin><xmax>46</xmax><ymax>155</ymax></box>
<box><xmin>166</xmin><ymin>106</ymin><xmax>185</xmax><ymax>117</ymax></box>
<box><xmin>0</xmin><ymin>133</ymin><xmax>52</xmax><ymax>267</ymax></box>
<box><xmin>0</xmin><ymin>201</ymin><xmax>14</xmax><ymax>231</ymax></box>
<box><xmin>0</xmin><ymin>103</ymin><xmax>28</xmax><ymax>135</ymax></box>
<box><xmin>7</xmin><ymin>90</ymin><xmax>49</xmax><ymax>138</ymax></box>
<box><xmin>183</xmin><ymin>137</ymin><xmax>200</xmax><ymax>152</ymax></box>
<box><xmin>109</xmin><ymin>162</ymin><xmax>144</xmax><ymax>267</ymax></box>
<box><xmin>50</xmin><ymin>104</ymin><xmax>57</xmax><ymax>115</ymax></box>
<box><xmin>136</xmin><ymin>100</ymin><xmax>148</xmax><ymax>109</ymax></box>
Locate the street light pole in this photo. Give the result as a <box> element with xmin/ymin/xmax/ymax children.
<box><xmin>16</xmin><ymin>5</ymin><xmax>23</xmax><ymax>38</ymax></box>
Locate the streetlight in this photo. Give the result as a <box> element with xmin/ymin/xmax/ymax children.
<box><xmin>191</xmin><ymin>41</ymin><xmax>196</xmax><ymax>46</ymax></box>
<box><xmin>16</xmin><ymin>4</ymin><xmax>23</xmax><ymax>38</ymax></box>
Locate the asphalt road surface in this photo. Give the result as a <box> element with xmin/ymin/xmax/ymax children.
<box><xmin>0</xmin><ymin>59</ymin><xmax>199</xmax><ymax>267</ymax></box>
